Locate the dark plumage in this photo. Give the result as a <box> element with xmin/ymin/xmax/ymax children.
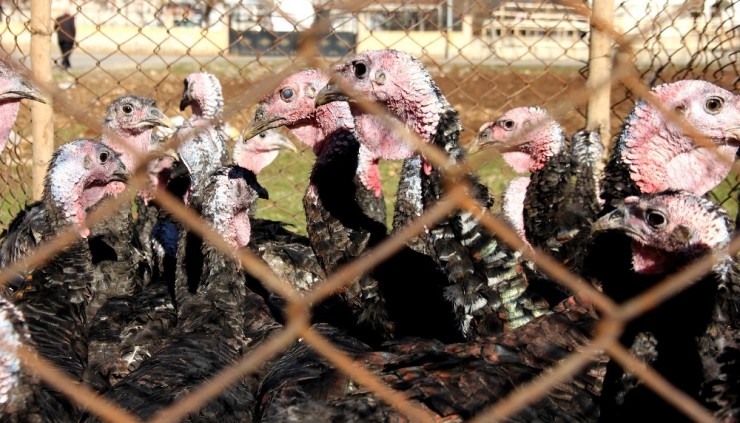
<box><xmin>10</xmin><ymin>140</ymin><xmax>128</xmax><ymax>420</ymax></box>
<box><xmin>257</xmin><ymin>296</ymin><xmax>602</xmax><ymax>422</ymax></box>
<box><xmin>243</xmin><ymin>69</ymin><xmax>394</xmax><ymax>344</ymax></box>
<box><xmin>586</xmin><ymin>192</ymin><xmax>740</xmax><ymax>421</ymax></box>
<box><xmin>0</xmin><ymin>298</ymin><xmax>78</xmax><ymax>422</ymax></box>
<box><xmin>90</xmin><ymin>166</ymin><xmax>275</xmax><ymax>421</ymax></box>
<box><xmin>476</xmin><ymin>108</ymin><xmax>604</xmax><ymax>305</ymax></box>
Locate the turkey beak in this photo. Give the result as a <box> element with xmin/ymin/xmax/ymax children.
<box><xmin>256</xmin><ymin>185</ymin><xmax>269</xmax><ymax>200</ymax></box>
<box><xmin>241</xmin><ymin>109</ymin><xmax>288</xmax><ymax>141</ymax></box>
<box><xmin>110</xmin><ymin>158</ymin><xmax>131</xmax><ymax>183</ymax></box>
<box><xmin>591</xmin><ymin>208</ymin><xmax>628</xmax><ymax>234</ymax></box>
<box><xmin>729</xmin><ymin>125</ymin><xmax>740</xmax><ymax>145</ymax></box>
<box><xmin>0</xmin><ymin>77</ymin><xmax>47</xmax><ymax>103</ymax></box>
<box><xmin>143</xmin><ymin>108</ymin><xmax>174</xmax><ymax>129</ymax></box>
<box><xmin>179</xmin><ymin>86</ymin><xmax>192</xmax><ymax>111</ymax></box>
<box><xmin>315</xmin><ymin>83</ymin><xmax>350</xmax><ymax>107</ymax></box>
<box><xmin>467</xmin><ymin>139</ymin><xmax>480</xmax><ymax>154</ymax></box>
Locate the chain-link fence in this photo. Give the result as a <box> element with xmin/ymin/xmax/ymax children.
<box><xmin>0</xmin><ymin>0</ymin><xmax>737</xmax><ymax>421</ymax></box>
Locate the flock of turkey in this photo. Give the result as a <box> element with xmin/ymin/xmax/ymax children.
<box><xmin>0</xmin><ymin>48</ymin><xmax>737</xmax><ymax>422</ymax></box>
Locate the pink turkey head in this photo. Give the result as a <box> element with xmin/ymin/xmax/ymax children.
<box><xmin>180</xmin><ymin>72</ymin><xmax>224</xmax><ymax>120</ymax></box>
<box><xmin>45</xmin><ymin>140</ymin><xmax>129</xmax><ymax>238</ymax></box>
<box><xmin>592</xmin><ymin>192</ymin><xmax>730</xmax><ymax>274</ymax></box>
<box><xmin>101</xmin><ymin>95</ymin><xmax>173</xmax><ymax>172</ymax></box>
<box><xmin>233</xmin><ymin>129</ymin><xmax>297</xmax><ymax>174</ymax></box>
<box><xmin>241</xmin><ymin>69</ymin><xmax>331</xmax><ymax>152</ymax></box>
<box><xmin>474</xmin><ymin>106</ymin><xmax>565</xmax><ymax>173</ymax></box>
<box><xmin>0</xmin><ymin>62</ymin><xmax>46</xmax><ymax>152</ymax></box>
<box><xmin>621</xmin><ymin>80</ymin><xmax>740</xmax><ymax>196</ymax></box>
<box><xmin>316</xmin><ymin>49</ymin><xmax>445</xmax><ymax>142</ymax></box>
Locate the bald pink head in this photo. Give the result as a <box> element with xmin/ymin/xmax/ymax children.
<box><xmin>620</xmin><ymin>80</ymin><xmax>740</xmax><ymax>196</ymax></box>
<box><xmin>0</xmin><ymin>62</ymin><xmax>46</xmax><ymax>152</ymax></box>
<box><xmin>317</xmin><ymin>49</ymin><xmax>446</xmax><ymax>142</ymax></box>
<box><xmin>593</xmin><ymin>192</ymin><xmax>730</xmax><ymax>274</ymax></box>
<box><xmin>45</xmin><ymin>140</ymin><xmax>129</xmax><ymax>238</ymax></box>
<box><xmin>244</xmin><ymin>69</ymin><xmax>355</xmax><ymax>154</ymax></box>
<box><xmin>476</xmin><ymin>106</ymin><xmax>565</xmax><ymax>174</ymax></box>
<box><xmin>180</xmin><ymin>72</ymin><xmax>224</xmax><ymax>120</ymax></box>
<box><xmin>233</xmin><ymin>129</ymin><xmax>297</xmax><ymax>174</ymax></box>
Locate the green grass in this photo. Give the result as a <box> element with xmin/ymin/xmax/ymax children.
<box><xmin>252</xmin><ymin>146</ymin><xmax>517</xmax><ymax>236</ymax></box>
<box><xmin>252</xmin><ymin>147</ymin><xmax>406</xmax><ymax>235</ymax></box>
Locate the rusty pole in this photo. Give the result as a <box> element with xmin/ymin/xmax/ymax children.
<box><xmin>586</xmin><ymin>0</ymin><xmax>614</xmax><ymax>151</ymax></box>
<box><xmin>30</xmin><ymin>0</ymin><xmax>54</xmax><ymax>201</ymax></box>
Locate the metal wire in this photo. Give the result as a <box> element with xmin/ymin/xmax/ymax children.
<box><xmin>0</xmin><ymin>0</ymin><xmax>737</xmax><ymax>422</ymax></box>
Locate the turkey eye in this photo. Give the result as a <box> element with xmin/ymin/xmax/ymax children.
<box><xmin>122</xmin><ymin>104</ymin><xmax>134</xmax><ymax>114</ymax></box>
<box><xmin>704</xmin><ymin>96</ymin><xmax>723</xmax><ymax>114</ymax></box>
<box><xmin>645</xmin><ymin>210</ymin><xmax>666</xmax><ymax>228</ymax></box>
<box><xmin>502</xmin><ymin>120</ymin><xmax>515</xmax><ymax>130</ymax></box>
<box><xmin>280</xmin><ymin>88</ymin><xmax>294</xmax><ymax>102</ymax></box>
<box><xmin>353</xmin><ymin>61</ymin><xmax>368</xmax><ymax>79</ymax></box>
<box><xmin>259</xmin><ymin>132</ymin><xmax>266</xmax><ymax>138</ymax></box>
<box><xmin>99</xmin><ymin>151</ymin><xmax>109</xmax><ymax>164</ymax></box>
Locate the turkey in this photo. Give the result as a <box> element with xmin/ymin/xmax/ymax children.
<box><xmin>232</xmin><ymin>127</ymin><xmax>321</xmax><ymax>302</ymax></box>
<box><xmin>87</xmin><ymin>96</ymin><xmax>172</xmax><ymax>316</ymax></box>
<box><xmin>0</xmin><ymin>297</ymin><xmax>81</xmax><ymax>422</ymax></box>
<box><xmin>475</xmin><ymin>108</ymin><xmax>603</xmax><ymax>304</ymax></box>
<box><xmin>174</xmin><ymin>71</ymin><xmax>229</xmax><ymax>202</ymax></box>
<box><xmin>316</xmin><ymin>49</ymin><xmax>550</xmax><ymax>338</ymax></box>
<box><xmin>0</xmin><ymin>63</ymin><xmax>48</xmax><ymax>290</ymax></box>
<box><xmin>151</xmin><ymin>71</ymin><xmax>230</xmax><ymax>298</ymax></box>
<box><xmin>586</xmin><ymin>192</ymin><xmax>740</xmax><ymax>421</ymax></box>
<box><xmin>600</xmin><ymin>80</ymin><xmax>740</xmax><ymax>211</ymax></box>
<box><xmin>242</xmin><ymin>69</ymin><xmax>398</xmax><ymax>344</ymax></box>
<box><xmin>11</xmin><ymin>140</ymin><xmax>127</xmax><ymax>420</ymax></box>
<box><xmin>474</xmin><ymin>106</ymin><xmax>569</xmax><ymax>244</ymax></box>
<box><xmin>87</xmin><ymin>166</ymin><xmax>275</xmax><ymax>421</ymax></box>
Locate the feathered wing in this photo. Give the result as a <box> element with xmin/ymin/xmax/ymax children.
<box><xmin>0</xmin><ymin>203</ymin><xmax>45</xmax><ymax>292</ymax></box>
<box><xmin>419</xmin><ymin>108</ymin><xmax>549</xmax><ymax>338</ymax></box>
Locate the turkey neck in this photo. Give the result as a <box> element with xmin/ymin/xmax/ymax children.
<box><xmin>176</xmin><ymin>243</ymin><xmax>247</xmax><ymax>344</ymax></box>
<box><xmin>598</xmin><ymin>250</ymin><xmax>724</xmax><ymax>421</ymax></box>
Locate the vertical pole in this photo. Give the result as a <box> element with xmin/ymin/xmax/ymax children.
<box><xmin>445</xmin><ymin>0</ymin><xmax>453</xmax><ymax>59</ymax></box>
<box><xmin>586</xmin><ymin>0</ymin><xmax>614</xmax><ymax>150</ymax></box>
<box><xmin>30</xmin><ymin>0</ymin><xmax>54</xmax><ymax>201</ymax></box>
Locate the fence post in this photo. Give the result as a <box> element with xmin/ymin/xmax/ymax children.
<box><xmin>586</xmin><ymin>0</ymin><xmax>614</xmax><ymax>150</ymax></box>
<box><xmin>30</xmin><ymin>0</ymin><xmax>54</xmax><ymax>201</ymax></box>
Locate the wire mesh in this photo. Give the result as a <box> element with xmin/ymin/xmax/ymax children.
<box><xmin>0</xmin><ymin>0</ymin><xmax>737</xmax><ymax>422</ymax></box>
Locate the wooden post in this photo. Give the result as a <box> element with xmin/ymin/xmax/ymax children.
<box><xmin>586</xmin><ymin>0</ymin><xmax>614</xmax><ymax>150</ymax></box>
<box><xmin>30</xmin><ymin>0</ymin><xmax>54</xmax><ymax>201</ymax></box>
